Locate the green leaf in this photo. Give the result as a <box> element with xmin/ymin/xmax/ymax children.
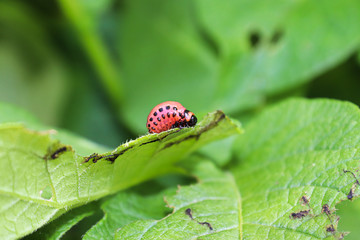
<box><xmin>57</xmin><ymin>0</ymin><xmax>124</xmax><ymax>107</ymax></box>
<box><xmin>119</xmin><ymin>0</ymin><xmax>218</xmax><ymax>133</ymax></box>
<box><xmin>196</xmin><ymin>0</ymin><xmax>360</xmax><ymax>111</ymax></box>
<box><xmin>24</xmin><ymin>204</ymin><xmax>95</xmax><ymax>240</ymax></box>
<box><xmin>115</xmin><ymin>99</ymin><xmax>360</xmax><ymax>239</ymax></box>
<box><xmin>120</xmin><ymin>0</ymin><xmax>360</xmax><ymax>132</ymax></box>
<box><xmin>0</xmin><ymin>107</ymin><xmax>241</xmax><ymax>239</ymax></box>
<box><xmin>115</xmin><ymin>161</ymin><xmax>241</xmax><ymax>239</ymax></box>
<box><xmin>83</xmin><ymin>190</ymin><xmax>173</xmax><ymax>240</ymax></box>
<box><xmin>232</xmin><ymin>98</ymin><xmax>360</xmax><ymax>239</ymax></box>
<box><xmin>0</xmin><ymin>195</ymin><xmax>64</xmax><ymax>240</ymax></box>
<box><xmin>336</xmin><ymin>198</ymin><xmax>360</xmax><ymax>239</ymax></box>
<box><xmin>0</xmin><ymin>2</ymin><xmax>68</xmax><ymax>126</ymax></box>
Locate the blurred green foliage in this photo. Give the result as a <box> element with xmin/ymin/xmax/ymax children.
<box><xmin>1</xmin><ymin>0</ymin><xmax>360</xmax><ymax>239</ymax></box>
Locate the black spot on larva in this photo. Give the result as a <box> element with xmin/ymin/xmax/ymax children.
<box><xmin>151</xmin><ymin>127</ymin><xmax>155</xmax><ymax>130</ymax></box>
<box><xmin>159</xmin><ymin>108</ymin><xmax>163</xmax><ymax>112</ymax></box>
<box><xmin>173</xmin><ymin>106</ymin><xmax>177</xmax><ymax>110</ymax></box>
<box><xmin>167</xmin><ymin>112</ymin><xmax>171</xmax><ymax>118</ymax></box>
<box><xmin>147</xmin><ymin>124</ymin><xmax>150</xmax><ymax>127</ymax></box>
<box><xmin>153</xmin><ymin>122</ymin><xmax>158</xmax><ymax>126</ymax></box>
<box><xmin>153</xmin><ymin>112</ymin><xmax>157</xmax><ymax>117</ymax></box>
<box><xmin>149</xmin><ymin>117</ymin><xmax>153</xmax><ymax>121</ymax></box>
<box><xmin>157</xmin><ymin>117</ymin><xmax>161</xmax><ymax>122</ymax></box>
<box><xmin>162</xmin><ymin>114</ymin><xmax>165</xmax><ymax>119</ymax></box>
<box><xmin>173</xmin><ymin>112</ymin><xmax>176</xmax><ymax>117</ymax></box>
<box><xmin>166</xmin><ymin>106</ymin><xmax>170</xmax><ymax>110</ymax></box>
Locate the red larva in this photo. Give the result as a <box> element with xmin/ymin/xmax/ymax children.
<box><xmin>147</xmin><ymin>101</ymin><xmax>197</xmax><ymax>133</ymax></box>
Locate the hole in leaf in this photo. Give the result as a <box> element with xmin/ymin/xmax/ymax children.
<box><xmin>248</xmin><ymin>31</ymin><xmax>261</xmax><ymax>48</ymax></box>
<box><xmin>40</xmin><ymin>185</ymin><xmax>53</xmax><ymax>200</ymax></box>
<box><xmin>270</xmin><ymin>29</ymin><xmax>284</xmax><ymax>45</ymax></box>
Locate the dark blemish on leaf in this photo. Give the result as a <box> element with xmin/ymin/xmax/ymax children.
<box><xmin>139</xmin><ymin>139</ymin><xmax>161</xmax><ymax>146</ymax></box>
<box><xmin>249</xmin><ymin>31</ymin><xmax>261</xmax><ymax>48</ymax></box>
<box><xmin>326</xmin><ymin>225</ymin><xmax>335</xmax><ymax>233</ymax></box>
<box><xmin>83</xmin><ymin>146</ymin><xmax>135</xmax><ymax>164</ymax></box>
<box><xmin>347</xmin><ymin>186</ymin><xmax>355</xmax><ymax>200</ymax></box>
<box><xmin>322</xmin><ymin>204</ymin><xmax>332</xmax><ymax>215</ymax></box>
<box><xmin>185</xmin><ymin>208</ymin><xmax>213</xmax><ymax>231</ymax></box>
<box><xmin>84</xmin><ymin>153</ymin><xmax>99</xmax><ymax>163</ymax></box>
<box><xmin>289</xmin><ymin>210</ymin><xmax>310</xmax><ymax>219</ymax></box>
<box><xmin>300</xmin><ymin>195</ymin><xmax>310</xmax><ymax>205</ymax></box>
<box><xmin>185</xmin><ymin>208</ymin><xmax>193</xmax><ymax>219</ymax></box>
<box><xmin>162</xmin><ymin>112</ymin><xmax>226</xmax><ymax>150</ymax></box>
<box><xmin>199</xmin><ymin>221</ymin><xmax>213</xmax><ymax>231</ymax></box>
<box><xmin>299</xmin><ymin>195</ymin><xmax>313</xmax><ymax>212</ymax></box>
<box><xmin>270</xmin><ymin>29</ymin><xmax>284</xmax><ymax>45</ymax></box>
<box><xmin>321</xmin><ymin>203</ymin><xmax>337</xmax><ymax>233</ymax></box>
<box><xmin>343</xmin><ymin>169</ymin><xmax>360</xmax><ymax>185</ymax></box>
<box><xmin>50</xmin><ymin>146</ymin><xmax>68</xmax><ymax>159</ymax></box>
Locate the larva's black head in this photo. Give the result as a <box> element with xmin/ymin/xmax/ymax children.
<box><xmin>188</xmin><ymin>115</ymin><xmax>197</xmax><ymax>126</ymax></box>
<box><xmin>183</xmin><ymin>109</ymin><xmax>197</xmax><ymax>127</ymax></box>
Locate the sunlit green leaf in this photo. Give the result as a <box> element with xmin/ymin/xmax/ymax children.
<box><xmin>0</xmin><ymin>105</ymin><xmax>241</xmax><ymax>239</ymax></box>
<box><xmin>232</xmin><ymin>98</ymin><xmax>360</xmax><ymax>239</ymax></box>
<box><xmin>115</xmin><ymin>161</ymin><xmax>242</xmax><ymax>239</ymax></box>
<box><xmin>114</xmin><ymin>99</ymin><xmax>360</xmax><ymax>239</ymax></box>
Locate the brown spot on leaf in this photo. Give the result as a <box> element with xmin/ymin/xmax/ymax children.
<box><xmin>289</xmin><ymin>210</ymin><xmax>310</xmax><ymax>219</ymax></box>
<box><xmin>185</xmin><ymin>208</ymin><xmax>193</xmax><ymax>220</ymax></box>
<box><xmin>322</xmin><ymin>204</ymin><xmax>332</xmax><ymax>215</ymax></box>
<box><xmin>343</xmin><ymin>169</ymin><xmax>360</xmax><ymax>185</ymax></box>
<box><xmin>199</xmin><ymin>221</ymin><xmax>213</xmax><ymax>230</ymax></box>
<box><xmin>184</xmin><ymin>208</ymin><xmax>213</xmax><ymax>231</ymax></box>
<box><xmin>326</xmin><ymin>225</ymin><xmax>335</xmax><ymax>233</ymax></box>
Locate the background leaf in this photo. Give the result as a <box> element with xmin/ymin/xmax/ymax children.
<box><xmin>83</xmin><ymin>190</ymin><xmax>173</xmax><ymax>240</ymax></box>
<box><xmin>231</xmin><ymin>98</ymin><xmax>360</xmax><ymax>239</ymax></box>
<box><xmin>24</xmin><ymin>204</ymin><xmax>96</xmax><ymax>240</ymax></box>
<box><xmin>119</xmin><ymin>0</ymin><xmax>360</xmax><ymax>133</ymax></box>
